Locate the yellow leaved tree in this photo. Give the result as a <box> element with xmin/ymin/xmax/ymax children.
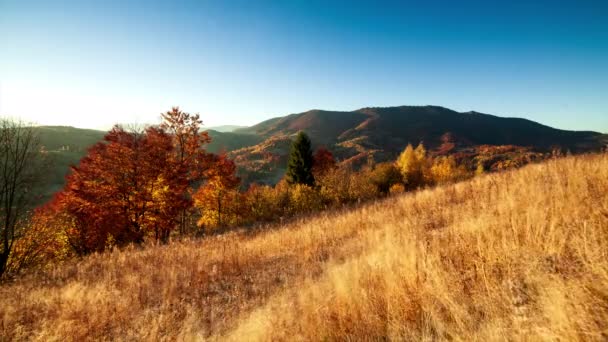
<box><xmin>395</xmin><ymin>143</ymin><xmax>428</xmax><ymax>189</ymax></box>
<box><xmin>430</xmin><ymin>155</ymin><xmax>470</xmax><ymax>185</ymax></box>
<box><xmin>193</xmin><ymin>154</ymin><xmax>240</xmax><ymax>232</ymax></box>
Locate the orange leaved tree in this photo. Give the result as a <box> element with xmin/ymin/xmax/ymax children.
<box><xmin>58</xmin><ymin>125</ymin><xmax>188</xmax><ymax>254</ymax></box>
<box><xmin>160</xmin><ymin>107</ymin><xmax>212</xmax><ymax>234</ymax></box>
<box><xmin>193</xmin><ymin>154</ymin><xmax>240</xmax><ymax>231</ymax></box>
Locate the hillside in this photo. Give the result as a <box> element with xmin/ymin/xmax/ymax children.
<box><xmin>37</xmin><ymin>126</ymin><xmax>106</xmax><ymax>152</ymax></box>
<box><xmin>2</xmin><ymin>154</ymin><xmax>607</xmax><ymax>340</ymax></box>
<box><xmin>227</xmin><ymin>106</ymin><xmax>607</xmax><ymax>184</ymax></box>
<box><xmin>36</xmin><ymin>126</ymin><xmax>106</xmax><ymax>199</ymax></box>
<box><xmin>33</xmin><ymin>107</ymin><xmax>608</xmax><ymax>190</ymax></box>
<box><xmin>205</xmin><ymin>130</ymin><xmax>263</xmax><ymax>154</ymax></box>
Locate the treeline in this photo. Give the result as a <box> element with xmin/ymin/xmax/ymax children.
<box><xmin>201</xmin><ymin>132</ymin><xmax>477</xmax><ymax>231</ymax></box>
<box><xmin>1</xmin><ymin>108</ymin><xmax>480</xmax><ymax>277</ymax></box>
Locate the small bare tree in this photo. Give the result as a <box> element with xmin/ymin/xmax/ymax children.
<box><xmin>0</xmin><ymin>118</ymin><xmax>45</xmax><ymax>277</ymax></box>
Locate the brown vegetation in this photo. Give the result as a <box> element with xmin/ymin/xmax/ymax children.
<box><xmin>1</xmin><ymin>153</ymin><xmax>607</xmax><ymax>340</ymax></box>
<box><xmin>5</xmin><ymin>110</ymin><xmax>487</xmax><ymax>276</ymax></box>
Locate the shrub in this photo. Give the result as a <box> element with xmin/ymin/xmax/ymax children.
<box><xmin>370</xmin><ymin>162</ymin><xmax>402</xmax><ymax>195</ymax></box>
<box><xmin>288</xmin><ymin>184</ymin><xmax>324</xmax><ymax>215</ymax></box>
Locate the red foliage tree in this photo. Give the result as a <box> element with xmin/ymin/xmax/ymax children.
<box><xmin>160</xmin><ymin>107</ymin><xmax>212</xmax><ymax>233</ymax></box>
<box><xmin>312</xmin><ymin>147</ymin><xmax>336</xmax><ymax>178</ymax></box>
<box><xmin>58</xmin><ymin>125</ymin><xmax>189</xmax><ymax>254</ymax></box>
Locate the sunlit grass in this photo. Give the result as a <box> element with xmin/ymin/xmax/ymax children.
<box><xmin>1</xmin><ymin>154</ymin><xmax>607</xmax><ymax>341</ymax></box>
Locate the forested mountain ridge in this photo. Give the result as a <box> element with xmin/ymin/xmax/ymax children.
<box><xmin>226</xmin><ymin>105</ymin><xmax>607</xmax><ymax>183</ymax></box>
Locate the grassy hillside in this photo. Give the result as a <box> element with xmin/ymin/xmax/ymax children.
<box><xmin>1</xmin><ymin>153</ymin><xmax>607</xmax><ymax>340</ymax></box>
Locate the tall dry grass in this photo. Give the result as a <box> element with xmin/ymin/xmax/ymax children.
<box><xmin>1</xmin><ymin>154</ymin><xmax>607</xmax><ymax>341</ymax></box>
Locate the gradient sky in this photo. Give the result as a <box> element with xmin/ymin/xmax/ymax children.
<box><xmin>1</xmin><ymin>0</ymin><xmax>607</xmax><ymax>132</ymax></box>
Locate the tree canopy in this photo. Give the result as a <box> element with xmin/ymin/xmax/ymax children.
<box><xmin>285</xmin><ymin>131</ymin><xmax>315</xmax><ymax>186</ymax></box>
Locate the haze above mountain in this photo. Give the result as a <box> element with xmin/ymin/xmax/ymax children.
<box><xmin>207</xmin><ymin>125</ymin><xmax>247</xmax><ymax>133</ymax></box>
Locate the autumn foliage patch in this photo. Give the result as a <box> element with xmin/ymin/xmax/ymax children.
<box><xmin>3</xmin><ymin>110</ymin><xmax>566</xmax><ymax>276</ymax></box>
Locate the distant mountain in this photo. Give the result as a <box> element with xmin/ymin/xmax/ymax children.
<box><xmin>207</xmin><ymin>125</ymin><xmax>247</xmax><ymax>133</ymax></box>
<box><xmin>239</xmin><ymin>106</ymin><xmax>604</xmax><ymax>151</ymax></box>
<box><xmin>37</xmin><ymin>125</ymin><xmax>106</xmax><ymax>152</ymax></box>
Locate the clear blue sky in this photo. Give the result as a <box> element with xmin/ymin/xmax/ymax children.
<box><xmin>1</xmin><ymin>0</ymin><xmax>607</xmax><ymax>132</ymax></box>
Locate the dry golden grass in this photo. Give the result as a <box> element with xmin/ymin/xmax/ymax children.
<box><xmin>1</xmin><ymin>154</ymin><xmax>608</xmax><ymax>341</ymax></box>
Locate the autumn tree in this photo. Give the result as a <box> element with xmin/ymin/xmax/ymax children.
<box><xmin>348</xmin><ymin>168</ymin><xmax>380</xmax><ymax>202</ymax></box>
<box><xmin>286</xmin><ymin>132</ymin><xmax>314</xmax><ymax>186</ymax></box>
<box><xmin>288</xmin><ymin>184</ymin><xmax>323</xmax><ymax>215</ymax></box>
<box><xmin>7</xmin><ymin>203</ymin><xmax>72</xmax><ymax>274</ymax></box>
<box><xmin>160</xmin><ymin>107</ymin><xmax>211</xmax><ymax>234</ymax></box>
<box><xmin>317</xmin><ymin>166</ymin><xmax>353</xmax><ymax>205</ymax></box>
<box><xmin>59</xmin><ymin>125</ymin><xmax>187</xmax><ymax>254</ymax></box>
<box><xmin>369</xmin><ymin>162</ymin><xmax>402</xmax><ymax>195</ymax></box>
<box><xmin>144</xmin><ymin>127</ymin><xmax>190</xmax><ymax>242</ymax></box>
<box><xmin>429</xmin><ymin>156</ymin><xmax>453</xmax><ymax>184</ymax></box>
<box><xmin>0</xmin><ymin>119</ymin><xmax>46</xmax><ymax>277</ymax></box>
<box><xmin>193</xmin><ymin>154</ymin><xmax>240</xmax><ymax>231</ymax></box>
<box><xmin>317</xmin><ymin>166</ymin><xmax>378</xmax><ymax>205</ymax></box>
<box><xmin>312</xmin><ymin>147</ymin><xmax>336</xmax><ymax>178</ymax></box>
<box><xmin>242</xmin><ymin>184</ymin><xmax>280</xmax><ymax>224</ymax></box>
<box><xmin>395</xmin><ymin>143</ymin><xmax>427</xmax><ymax>189</ymax></box>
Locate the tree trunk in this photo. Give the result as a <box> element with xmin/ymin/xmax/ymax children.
<box><xmin>0</xmin><ymin>251</ymin><xmax>8</xmax><ymax>277</ymax></box>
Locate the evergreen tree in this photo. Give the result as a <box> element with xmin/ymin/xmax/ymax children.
<box><xmin>286</xmin><ymin>131</ymin><xmax>315</xmax><ymax>186</ymax></box>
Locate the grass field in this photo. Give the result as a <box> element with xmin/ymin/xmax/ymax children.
<box><xmin>1</xmin><ymin>154</ymin><xmax>607</xmax><ymax>341</ymax></box>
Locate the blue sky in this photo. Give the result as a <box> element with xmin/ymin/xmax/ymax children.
<box><xmin>1</xmin><ymin>0</ymin><xmax>607</xmax><ymax>132</ymax></box>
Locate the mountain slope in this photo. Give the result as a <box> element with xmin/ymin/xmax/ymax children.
<box><xmin>237</xmin><ymin>106</ymin><xmax>604</xmax><ymax>152</ymax></box>
<box><xmin>205</xmin><ymin>130</ymin><xmax>264</xmax><ymax>154</ymax></box>
<box><xmin>2</xmin><ymin>154</ymin><xmax>607</xmax><ymax>340</ymax></box>
<box><xmin>31</xmin><ymin>106</ymin><xmax>608</xmax><ymax>188</ymax></box>
<box><xmin>206</xmin><ymin>125</ymin><xmax>246</xmax><ymax>133</ymax></box>
<box><xmin>37</xmin><ymin>126</ymin><xmax>106</xmax><ymax>152</ymax></box>
<box><xmin>36</xmin><ymin>126</ymin><xmax>106</xmax><ymax>199</ymax></box>
<box><xmin>347</xmin><ymin>106</ymin><xmax>603</xmax><ymax>151</ymax></box>
<box><xmin>226</xmin><ymin>106</ymin><xmax>607</xmax><ymax>183</ymax></box>
<box><xmin>236</xmin><ymin>109</ymin><xmax>370</xmax><ymax>146</ymax></box>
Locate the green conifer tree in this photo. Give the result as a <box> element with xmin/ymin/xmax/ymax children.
<box><xmin>286</xmin><ymin>131</ymin><xmax>315</xmax><ymax>186</ymax></box>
